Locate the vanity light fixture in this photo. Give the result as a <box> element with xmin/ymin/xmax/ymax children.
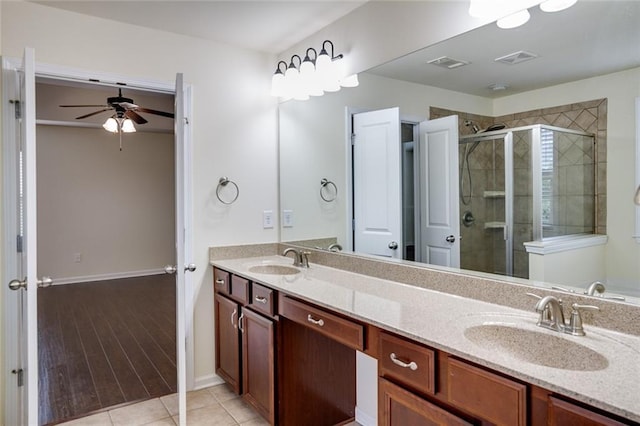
<box><xmin>270</xmin><ymin>40</ymin><xmax>358</xmax><ymax>100</ymax></box>
<box><xmin>102</xmin><ymin>115</ymin><xmax>136</xmax><ymax>134</ymax></box>
<box><xmin>469</xmin><ymin>0</ymin><xmax>578</xmax><ymax>29</ymax></box>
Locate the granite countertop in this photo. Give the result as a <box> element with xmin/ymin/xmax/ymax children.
<box><xmin>211</xmin><ymin>255</ymin><xmax>640</xmax><ymax>422</ymax></box>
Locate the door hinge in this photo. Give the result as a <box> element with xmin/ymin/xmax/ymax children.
<box><xmin>10</xmin><ymin>99</ymin><xmax>21</xmax><ymax>119</ymax></box>
<box><xmin>12</xmin><ymin>369</ymin><xmax>24</xmax><ymax>387</ymax></box>
<box><xmin>17</xmin><ymin>234</ymin><xmax>23</xmax><ymax>253</ymax></box>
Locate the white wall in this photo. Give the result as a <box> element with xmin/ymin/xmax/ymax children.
<box><xmin>494</xmin><ymin>67</ymin><xmax>640</xmax><ymax>293</ymax></box>
<box><xmin>2</xmin><ymin>1</ymin><xmax>278</xmax><ymax>386</ymax></box>
<box><xmin>36</xmin><ymin>125</ymin><xmax>175</xmax><ymax>282</ymax></box>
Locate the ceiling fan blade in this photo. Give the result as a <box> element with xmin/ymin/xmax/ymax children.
<box><xmin>136</xmin><ymin>107</ymin><xmax>175</xmax><ymax>119</ymax></box>
<box><xmin>125</xmin><ymin>110</ymin><xmax>148</xmax><ymax>124</ymax></box>
<box><xmin>75</xmin><ymin>108</ymin><xmax>112</xmax><ymax>120</ymax></box>
<box><xmin>60</xmin><ymin>104</ymin><xmax>110</xmax><ymax>108</ymax></box>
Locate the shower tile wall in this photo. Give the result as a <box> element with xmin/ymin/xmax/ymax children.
<box><xmin>430</xmin><ymin>99</ymin><xmax>606</xmax><ymax>279</ymax></box>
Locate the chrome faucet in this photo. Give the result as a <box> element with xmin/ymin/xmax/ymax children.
<box><xmin>282</xmin><ymin>247</ymin><xmax>310</xmax><ymax>268</ymax></box>
<box><xmin>530</xmin><ymin>293</ymin><xmax>600</xmax><ymax>336</ymax></box>
<box><xmin>585</xmin><ymin>281</ymin><xmax>605</xmax><ymax>296</ymax></box>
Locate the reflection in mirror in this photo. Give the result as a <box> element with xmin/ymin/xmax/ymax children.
<box><xmin>279</xmin><ymin>1</ymin><xmax>640</xmax><ymax>302</ymax></box>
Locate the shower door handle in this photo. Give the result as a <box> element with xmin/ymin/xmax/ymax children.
<box><xmin>445</xmin><ymin>235</ymin><xmax>456</xmax><ymax>243</ymax></box>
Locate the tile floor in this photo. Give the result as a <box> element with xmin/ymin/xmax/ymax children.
<box><xmin>58</xmin><ymin>383</ymin><xmax>269</xmax><ymax>426</ymax></box>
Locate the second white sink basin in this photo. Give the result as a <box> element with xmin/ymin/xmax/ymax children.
<box><xmin>464</xmin><ymin>323</ymin><xmax>609</xmax><ymax>371</ymax></box>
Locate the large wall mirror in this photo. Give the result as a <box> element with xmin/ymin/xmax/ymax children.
<box><xmin>279</xmin><ymin>1</ymin><xmax>640</xmax><ymax>303</ymax></box>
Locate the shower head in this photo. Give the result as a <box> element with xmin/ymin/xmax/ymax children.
<box><xmin>464</xmin><ymin>120</ymin><xmax>480</xmax><ymax>133</ymax></box>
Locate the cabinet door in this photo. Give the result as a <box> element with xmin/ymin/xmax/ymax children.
<box><xmin>379</xmin><ymin>378</ymin><xmax>471</xmax><ymax>426</ymax></box>
<box><xmin>214</xmin><ymin>293</ymin><xmax>241</xmax><ymax>394</ymax></box>
<box><xmin>549</xmin><ymin>396</ymin><xmax>628</xmax><ymax>426</ymax></box>
<box><xmin>241</xmin><ymin>308</ymin><xmax>275</xmax><ymax>424</ymax></box>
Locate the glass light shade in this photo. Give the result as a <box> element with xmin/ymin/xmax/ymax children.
<box><xmin>315</xmin><ymin>51</ymin><xmax>332</xmax><ymax>79</ymax></box>
<box><xmin>497</xmin><ymin>9</ymin><xmax>531</xmax><ymax>28</ymax></box>
<box><xmin>540</xmin><ymin>0</ymin><xmax>577</xmax><ymax>12</ymax></box>
<box><xmin>271</xmin><ymin>71</ymin><xmax>285</xmax><ymax>97</ymax></box>
<box><xmin>340</xmin><ymin>74</ymin><xmax>359</xmax><ymax>88</ymax></box>
<box><xmin>102</xmin><ymin>117</ymin><xmax>119</xmax><ymax>133</ymax></box>
<box><xmin>299</xmin><ymin>59</ymin><xmax>323</xmax><ymax>96</ymax></box>
<box><xmin>121</xmin><ymin>118</ymin><xmax>136</xmax><ymax>133</ymax></box>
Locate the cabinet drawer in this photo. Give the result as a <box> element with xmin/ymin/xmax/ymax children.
<box><xmin>250</xmin><ymin>283</ymin><xmax>276</xmax><ymax>317</ymax></box>
<box><xmin>279</xmin><ymin>296</ymin><xmax>364</xmax><ymax>351</ymax></box>
<box><xmin>379</xmin><ymin>332</ymin><xmax>435</xmax><ymax>396</ymax></box>
<box><xmin>447</xmin><ymin>357</ymin><xmax>526</xmax><ymax>426</ymax></box>
<box><xmin>379</xmin><ymin>377</ymin><xmax>471</xmax><ymax>426</ymax></box>
<box><xmin>213</xmin><ymin>268</ymin><xmax>230</xmax><ymax>295</ymax></box>
<box><xmin>230</xmin><ymin>275</ymin><xmax>250</xmax><ymax>305</ymax></box>
<box><xmin>548</xmin><ymin>396</ymin><xmax>628</xmax><ymax>426</ymax></box>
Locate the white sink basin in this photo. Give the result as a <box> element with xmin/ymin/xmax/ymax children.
<box><xmin>464</xmin><ymin>323</ymin><xmax>609</xmax><ymax>371</ymax></box>
<box><xmin>247</xmin><ymin>264</ymin><xmax>300</xmax><ymax>275</ymax></box>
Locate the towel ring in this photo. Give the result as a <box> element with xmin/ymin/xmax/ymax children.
<box><xmin>320</xmin><ymin>178</ymin><xmax>338</xmax><ymax>202</ymax></box>
<box><xmin>216</xmin><ymin>177</ymin><xmax>239</xmax><ymax>205</ymax></box>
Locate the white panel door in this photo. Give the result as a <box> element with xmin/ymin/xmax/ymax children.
<box><xmin>419</xmin><ymin>115</ymin><xmax>460</xmax><ymax>267</ymax></box>
<box><xmin>353</xmin><ymin>108</ymin><xmax>402</xmax><ymax>258</ymax></box>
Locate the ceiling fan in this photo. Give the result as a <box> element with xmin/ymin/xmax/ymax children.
<box><xmin>59</xmin><ymin>88</ymin><xmax>174</xmax><ymax>125</ymax></box>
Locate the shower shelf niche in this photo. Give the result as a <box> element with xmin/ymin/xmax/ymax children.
<box><xmin>483</xmin><ymin>191</ymin><xmax>505</xmax><ymax>199</ymax></box>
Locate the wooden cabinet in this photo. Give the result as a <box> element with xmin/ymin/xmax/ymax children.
<box><xmin>379</xmin><ymin>332</ymin><xmax>435</xmax><ymax>396</ymax></box>
<box><xmin>242</xmin><ymin>308</ymin><xmax>275</xmax><ymax>424</ymax></box>
<box><xmin>213</xmin><ymin>268</ymin><xmax>277</xmax><ymax>424</ymax></box>
<box><xmin>548</xmin><ymin>396</ymin><xmax>630</xmax><ymax>426</ymax></box>
<box><xmin>214</xmin><ymin>291</ymin><xmax>240</xmax><ymax>393</ymax></box>
<box><xmin>379</xmin><ymin>377</ymin><xmax>470</xmax><ymax>426</ymax></box>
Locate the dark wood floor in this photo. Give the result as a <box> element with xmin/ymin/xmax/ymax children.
<box><xmin>38</xmin><ymin>274</ymin><xmax>177</xmax><ymax>425</ymax></box>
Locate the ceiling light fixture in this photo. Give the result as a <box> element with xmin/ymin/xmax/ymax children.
<box><xmin>103</xmin><ymin>113</ymin><xmax>136</xmax><ymax>151</ymax></box>
<box><xmin>271</xmin><ymin>40</ymin><xmax>358</xmax><ymax>101</ymax></box>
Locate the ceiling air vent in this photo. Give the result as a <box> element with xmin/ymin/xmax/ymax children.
<box><xmin>495</xmin><ymin>50</ymin><xmax>538</xmax><ymax>65</ymax></box>
<box><xmin>427</xmin><ymin>56</ymin><xmax>470</xmax><ymax>69</ymax></box>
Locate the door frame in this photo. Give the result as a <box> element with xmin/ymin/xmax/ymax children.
<box><xmin>1</xmin><ymin>58</ymin><xmax>195</xmax><ymax>423</ymax></box>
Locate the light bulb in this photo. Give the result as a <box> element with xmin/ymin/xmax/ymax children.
<box><xmin>540</xmin><ymin>0</ymin><xmax>577</xmax><ymax>12</ymax></box>
<box><xmin>102</xmin><ymin>117</ymin><xmax>119</xmax><ymax>133</ymax></box>
<box><xmin>497</xmin><ymin>9</ymin><xmax>530</xmax><ymax>29</ymax></box>
<box><xmin>121</xmin><ymin>118</ymin><xmax>136</xmax><ymax>133</ymax></box>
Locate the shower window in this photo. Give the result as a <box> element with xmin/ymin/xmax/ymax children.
<box><xmin>540</xmin><ymin>128</ymin><xmax>554</xmax><ymax>226</ymax></box>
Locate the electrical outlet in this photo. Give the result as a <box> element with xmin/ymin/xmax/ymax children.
<box><xmin>283</xmin><ymin>210</ymin><xmax>294</xmax><ymax>228</ymax></box>
<box><xmin>74</xmin><ymin>253</ymin><xmax>82</xmax><ymax>263</ymax></box>
<box><xmin>263</xmin><ymin>210</ymin><xmax>274</xmax><ymax>229</ymax></box>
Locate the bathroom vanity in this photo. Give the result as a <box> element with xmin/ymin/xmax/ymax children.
<box><xmin>211</xmin><ymin>253</ymin><xmax>640</xmax><ymax>426</ymax></box>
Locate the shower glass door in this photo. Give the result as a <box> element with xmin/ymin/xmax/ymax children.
<box><xmin>459</xmin><ymin>132</ymin><xmax>513</xmax><ymax>277</ymax></box>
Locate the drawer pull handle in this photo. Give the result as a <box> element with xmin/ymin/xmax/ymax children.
<box><xmin>238</xmin><ymin>313</ymin><xmax>245</xmax><ymax>333</ymax></box>
<box><xmin>307</xmin><ymin>314</ymin><xmax>325</xmax><ymax>327</ymax></box>
<box><xmin>231</xmin><ymin>309</ymin><xmax>237</xmax><ymax>329</ymax></box>
<box><xmin>255</xmin><ymin>295</ymin><xmax>268</xmax><ymax>304</ymax></box>
<box><xmin>390</xmin><ymin>353</ymin><xmax>418</xmax><ymax>371</ymax></box>
<box><xmin>215</xmin><ymin>278</ymin><xmax>225</xmax><ymax>286</ymax></box>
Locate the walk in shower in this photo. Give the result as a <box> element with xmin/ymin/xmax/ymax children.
<box><xmin>459</xmin><ymin>124</ymin><xmax>596</xmax><ymax>279</ymax></box>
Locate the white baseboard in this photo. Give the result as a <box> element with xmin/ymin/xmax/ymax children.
<box><xmin>193</xmin><ymin>374</ymin><xmax>225</xmax><ymax>391</ymax></box>
<box><xmin>355</xmin><ymin>406</ymin><xmax>377</xmax><ymax>426</ymax></box>
<box><xmin>52</xmin><ymin>268</ymin><xmax>166</xmax><ymax>285</ymax></box>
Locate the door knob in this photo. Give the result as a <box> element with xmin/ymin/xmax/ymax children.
<box><xmin>388</xmin><ymin>241</ymin><xmax>399</xmax><ymax>250</ymax></box>
<box><xmin>445</xmin><ymin>235</ymin><xmax>456</xmax><ymax>243</ymax></box>
<box><xmin>8</xmin><ymin>278</ymin><xmax>27</xmax><ymax>291</ymax></box>
<box><xmin>37</xmin><ymin>276</ymin><xmax>53</xmax><ymax>288</ymax></box>
<box><xmin>185</xmin><ymin>263</ymin><xmax>196</xmax><ymax>272</ymax></box>
<box><xmin>164</xmin><ymin>265</ymin><xmax>177</xmax><ymax>274</ymax></box>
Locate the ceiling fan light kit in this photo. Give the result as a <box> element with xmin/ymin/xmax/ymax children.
<box><xmin>60</xmin><ymin>88</ymin><xmax>174</xmax><ymax>150</ymax></box>
<box><xmin>271</xmin><ymin>40</ymin><xmax>358</xmax><ymax>100</ymax></box>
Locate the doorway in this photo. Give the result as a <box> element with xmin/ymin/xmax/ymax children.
<box><xmin>35</xmin><ymin>79</ymin><xmax>177</xmax><ymax>424</ymax></box>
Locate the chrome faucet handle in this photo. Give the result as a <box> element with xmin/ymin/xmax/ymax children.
<box><xmin>300</xmin><ymin>251</ymin><xmax>311</xmax><ymax>268</ymax></box>
<box><xmin>526</xmin><ymin>293</ymin><xmax>552</xmax><ymax>324</ymax></box>
<box><xmin>566</xmin><ymin>303</ymin><xmax>600</xmax><ymax>336</ymax></box>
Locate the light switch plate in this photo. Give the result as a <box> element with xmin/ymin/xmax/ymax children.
<box><xmin>283</xmin><ymin>210</ymin><xmax>294</xmax><ymax>228</ymax></box>
<box><xmin>263</xmin><ymin>210</ymin><xmax>274</xmax><ymax>229</ymax></box>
